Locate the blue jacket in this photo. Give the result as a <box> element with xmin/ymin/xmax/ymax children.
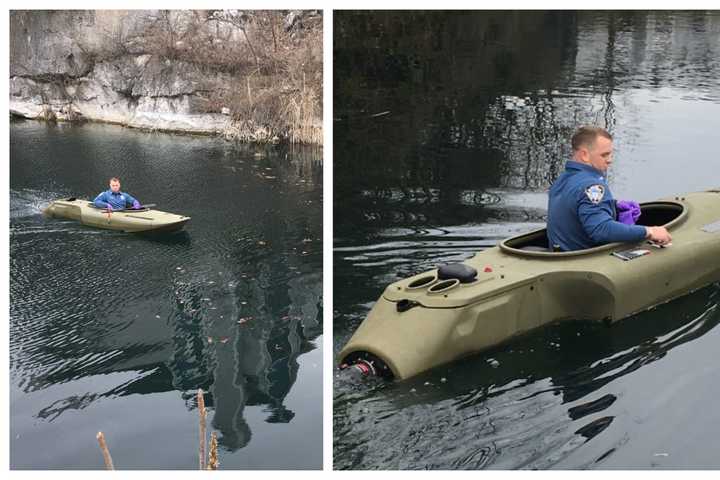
<box><xmin>547</xmin><ymin>161</ymin><xmax>646</xmax><ymax>251</ymax></box>
<box><xmin>93</xmin><ymin>190</ymin><xmax>138</xmax><ymax>210</ymax></box>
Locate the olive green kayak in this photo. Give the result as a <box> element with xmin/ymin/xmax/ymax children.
<box><xmin>339</xmin><ymin>189</ymin><xmax>720</xmax><ymax>381</ymax></box>
<box><xmin>44</xmin><ymin>198</ymin><xmax>190</xmax><ymax>233</ymax></box>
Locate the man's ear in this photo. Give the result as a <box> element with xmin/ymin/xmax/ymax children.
<box><xmin>577</xmin><ymin>147</ymin><xmax>589</xmax><ymax>163</ymax></box>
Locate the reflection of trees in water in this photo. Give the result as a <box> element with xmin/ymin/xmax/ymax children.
<box><xmin>335</xmin><ymin>11</ymin><xmax>720</xmax><ymax>224</ymax></box>
<box><xmin>161</xmin><ymin>143</ymin><xmax>323</xmax><ymax>452</ymax></box>
<box><xmin>574</xmin><ymin>12</ymin><xmax>720</xmax><ymax>93</ymax></box>
<box><xmin>213</xmin><ymin>143</ymin><xmax>323</xmax><ymax>192</ymax></box>
<box><xmin>483</xmin><ymin>94</ymin><xmax>571</xmax><ymax>190</ymax></box>
<box><xmin>166</xmin><ymin>252</ymin><xmax>321</xmax><ymax>451</ymax></box>
<box><xmin>335</xmin><ymin>11</ymin><xmax>578</xmax><ymax>195</ymax></box>
<box><xmin>265</xmin><ymin>144</ymin><xmax>324</xmax><ymax>190</ymax></box>
<box><xmin>18</xmin><ymin>265</ymin><xmax>321</xmax><ymax>454</ymax></box>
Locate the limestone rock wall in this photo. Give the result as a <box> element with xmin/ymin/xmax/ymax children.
<box><xmin>9</xmin><ymin>10</ymin><xmax>321</xmax><ymax>139</ymax></box>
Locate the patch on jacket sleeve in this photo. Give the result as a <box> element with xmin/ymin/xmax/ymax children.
<box><xmin>585</xmin><ymin>184</ymin><xmax>605</xmax><ymax>204</ymax></box>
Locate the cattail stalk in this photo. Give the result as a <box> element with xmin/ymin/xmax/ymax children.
<box><xmin>198</xmin><ymin>388</ymin><xmax>207</xmax><ymax>470</ymax></box>
<box><xmin>96</xmin><ymin>431</ymin><xmax>114</xmax><ymax>470</ymax></box>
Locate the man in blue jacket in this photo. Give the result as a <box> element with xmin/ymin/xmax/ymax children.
<box><xmin>547</xmin><ymin>127</ymin><xmax>671</xmax><ymax>251</ymax></box>
<box><xmin>93</xmin><ymin>177</ymin><xmax>142</xmax><ymax>211</ymax></box>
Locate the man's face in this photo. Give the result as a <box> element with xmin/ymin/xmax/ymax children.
<box><xmin>110</xmin><ymin>180</ymin><xmax>121</xmax><ymax>193</ymax></box>
<box><xmin>579</xmin><ymin>136</ymin><xmax>613</xmax><ymax>172</ymax></box>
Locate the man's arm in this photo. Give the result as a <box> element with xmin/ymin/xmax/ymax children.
<box><xmin>123</xmin><ymin>192</ymin><xmax>138</xmax><ymax>207</ymax></box>
<box><xmin>577</xmin><ymin>187</ymin><xmax>647</xmax><ymax>245</ymax></box>
<box><xmin>93</xmin><ymin>191</ymin><xmax>110</xmax><ymax>208</ymax></box>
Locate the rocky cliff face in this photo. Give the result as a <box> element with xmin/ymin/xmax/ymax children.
<box><xmin>10</xmin><ymin>10</ymin><xmax>322</xmax><ymax>141</ymax></box>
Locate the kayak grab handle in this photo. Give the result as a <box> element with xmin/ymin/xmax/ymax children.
<box><xmin>396</xmin><ymin>299</ymin><xmax>420</xmax><ymax>313</ymax></box>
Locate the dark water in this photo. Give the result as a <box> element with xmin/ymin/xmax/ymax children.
<box><xmin>10</xmin><ymin>120</ymin><xmax>322</xmax><ymax>469</ymax></box>
<box><xmin>334</xmin><ymin>11</ymin><xmax>720</xmax><ymax>469</ymax></box>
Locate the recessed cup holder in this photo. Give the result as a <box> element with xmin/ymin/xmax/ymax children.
<box><xmin>407</xmin><ymin>275</ymin><xmax>437</xmax><ymax>290</ymax></box>
<box><xmin>427</xmin><ymin>278</ymin><xmax>460</xmax><ymax>294</ymax></box>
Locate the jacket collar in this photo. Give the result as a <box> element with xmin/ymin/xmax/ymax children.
<box><xmin>566</xmin><ymin>160</ymin><xmax>605</xmax><ymax>178</ymax></box>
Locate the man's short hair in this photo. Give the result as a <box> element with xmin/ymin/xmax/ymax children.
<box><xmin>571</xmin><ymin>126</ymin><xmax>612</xmax><ymax>151</ymax></box>
<box><xmin>109</xmin><ymin>177</ymin><xmax>121</xmax><ymax>183</ymax></box>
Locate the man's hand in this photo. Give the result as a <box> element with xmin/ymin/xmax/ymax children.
<box><xmin>617</xmin><ymin>200</ymin><xmax>641</xmax><ymax>225</ymax></box>
<box><xmin>645</xmin><ymin>226</ymin><xmax>672</xmax><ymax>245</ymax></box>
<box><xmin>132</xmin><ymin>200</ymin><xmax>141</xmax><ymax>209</ymax></box>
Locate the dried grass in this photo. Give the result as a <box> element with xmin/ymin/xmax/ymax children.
<box><xmin>148</xmin><ymin>11</ymin><xmax>323</xmax><ymax>144</ymax></box>
<box><xmin>198</xmin><ymin>388</ymin><xmax>207</xmax><ymax>470</ymax></box>
<box><xmin>93</xmin><ymin>389</ymin><xmax>219</xmax><ymax>470</ymax></box>
<box><xmin>206</xmin><ymin>432</ymin><xmax>219</xmax><ymax>470</ymax></box>
<box><xmin>96</xmin><ymin>431</ymin><xmax>114</xmax><ymax>470</ymax></box>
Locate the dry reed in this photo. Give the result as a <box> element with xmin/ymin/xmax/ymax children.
<box><xmin>207</xmin><ymin>432</ymin><xmax>219</xmax><ymax>470</ymax></box>
<box><xmin>96</xmin><ymin>431</ymin><xmax>114</xmax><ymax>470</ymax></box>
<box><xmin>198</xmin><ymin>388</ymin><xmax>207</xmax><ymax>470</ymax></box>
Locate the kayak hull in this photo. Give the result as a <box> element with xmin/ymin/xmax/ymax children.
<box><xmin>339</xmin><ymin>189</ymin><xmax>720</xmax><ymax>380</ymax></box>
<box><xmin>45</xmin><ymin>198</ymin><xmax>190</xmax><ymax>233</ymax></box>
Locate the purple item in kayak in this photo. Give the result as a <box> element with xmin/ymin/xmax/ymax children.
<box><xmin>132</xmin><ymin>200</ymin><xmax>141</xmax><ymax>209</ymax></box>
<box><xmin>617</xmin><ymin>200</ymin><xmax>641</xmax><ymax>225</ymax></box>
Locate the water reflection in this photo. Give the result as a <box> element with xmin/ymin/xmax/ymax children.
<box><xmin>335</xmin><ymin>11</ymin><xmax>720</xmax><ymax>221</ymax></box>
<box><xmin>10</xmin><ymin>120</ymin><xmax>322</xmax><ymax>468</ymax></box>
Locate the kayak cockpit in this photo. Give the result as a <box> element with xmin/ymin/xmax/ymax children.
<box><xmin>87</xmin><ymin>202</ymin><xmax>153</xmax><ymax>213</ymax></box>
<box><xmin>499</xmin><ymin>201</ymin><xmax>687</xmax><ymax>258</ymax></box>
